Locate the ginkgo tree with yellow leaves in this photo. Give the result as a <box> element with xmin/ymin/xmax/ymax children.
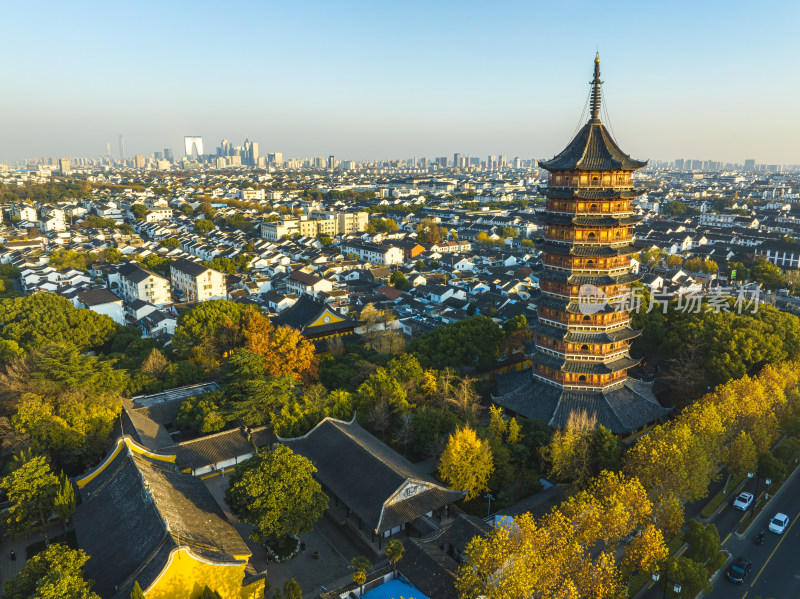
<box><xmin>438</xmin><ymin>425</ymin><xmax>494</xmax><ymax>501</ymax></box>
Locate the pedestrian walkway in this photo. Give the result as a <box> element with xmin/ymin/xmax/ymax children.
<box><xmin>0</xmin><ymin>523</ymin><xmax>62</xmax><ymax>588</ymax></box>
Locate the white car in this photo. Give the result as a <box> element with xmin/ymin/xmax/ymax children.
<box><xmin>769</xmin><ymin>513</ymin><xmax>789</xmax><ymax>534</ymax></box>
<box><xmin>732</xmin><ymin>492</ymin><xmax>754</xmax><ymax>511</ymax></box>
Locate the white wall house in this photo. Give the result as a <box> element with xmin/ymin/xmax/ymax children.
<box><xmin>118</xmin><ymin>263</ymin><xmax>171</xmax><ymax>305</ymax></box>
<box><xmin>169</xmin><ymin>258</ymin><xmax>227</xmax><ymax>302</ymax></box>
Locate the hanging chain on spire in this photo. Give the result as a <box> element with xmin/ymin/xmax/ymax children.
<box><xmin>589</xmin><ymin>52</ymin><xmax>603</xmax><ymax>122</ymax></box>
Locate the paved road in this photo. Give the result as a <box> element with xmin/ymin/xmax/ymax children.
<box><xmin>703</xmin><ymin>467</ymin><xmax>800</xmax><ymax>599</ymax></box>
<box><xmin>637</xmin><ymin>470</ymin><xmax>799</xmax><ymax>599</ymax></box>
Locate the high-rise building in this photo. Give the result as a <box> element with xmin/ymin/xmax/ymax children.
<box><xmin>453</xmin><ymin>153</ymin><xmax>462</xmax><ymax>168</ymax></box>
<box><xmin>164</xmin><ymin>148</ymin><xmax>173</xmax><ymax>162</ymax></box>
<box><xmin>218</xmin><ymin>139</ymin><xmax>233</xmax><ymax>157</ymax></box>
<box><xmin>327</xmin><ymin>155</ymin><xmax>337</xmax><ymax>169</ymax></box>
<box><xmin>268</xmin><ymin>152</ymin><xmax>283</xmax><ymax>166</ymax></box>
<box><xmin>674</xmin><ymin>158</ymin><xmax>684</xmax><ymax>170</ymax></box>
<box><xmin>184</xmin><ymin>136</ymin><xmax>204</xmax><ymax>159</ymax></box>
<box><xmin>744</xmin><ymin>159</ymin><xmax>756</xmax><ymax>172</ymax></box>
<box><xmin>58</xmin><ymin>157</ymin><xmax>71</xmax><ymax>173</ymax></box>
<box><xmin>134</xmin><ymin>155</ymin><xmax>146</xmax><ymax>169</ymax></box>
<box><xmin>118</xmin><ymin>135</ymin><xmax>126</xmax><ymax>163</ymax></box>
<box><xmin>493</xmin><ymin>54</ymin><xmax>669</xmax><ymax>434</ymax></box>
<box><xmin>105</xmin><ymin>142</ymin><xmax>113</xmax><ymax>160</ymax></box>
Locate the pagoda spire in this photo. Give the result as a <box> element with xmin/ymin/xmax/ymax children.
<box><xmin>590</xmin><ymin>52</ymin><xmax>603</xmax><ymax>123</ymax></box>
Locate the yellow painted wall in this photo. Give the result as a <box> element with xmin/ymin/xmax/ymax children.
<box><xmin>144</xmin><ymin>547</ymin><xmax>265</xmax><ymax>599</ymax></box>
<box><xmin>309</xmin><ymin>308</ymin><xmax>344</xmax><ymax>328</ymax></box>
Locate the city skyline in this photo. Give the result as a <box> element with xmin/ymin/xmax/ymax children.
<box><xmin>1</xmin><ymin>0</ymin><xmax>798</xmax><ymax>164</ymax></box>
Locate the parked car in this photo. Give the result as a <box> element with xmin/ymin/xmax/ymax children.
<box><xmin>769</xmin><ymin>513</ymin><xmax>789</xmax><ymax>534</ymax></box>
<box><xmin>732</xmin><ymin>492</ymin><xmax>754</xmax><ymax>511</ymax></box>
<box><xmin>726</xmin><ymin>557</ymin><xmax>752</xmax><ymax>584</ymax></box>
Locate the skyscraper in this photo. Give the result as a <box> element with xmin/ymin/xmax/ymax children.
<box><xmin>493</xmin><ymin>54</ymin><xmax>670</xmax><ymax>433</ymax></box>
<box><xmin>744</xmin><ymin>159</ymin><xmax>756</xmax><ymax>171</ymax></box>
<box><xmin>184</xmin><ymin>136</ymin><xmax>204</xmax><ymax>159</ymax></box>
<box><xmin>118</xmin><ymin>135</ymin><xmax>126</xmax><ymax>163</ymax></box>
<box><xmin>164</xmin><ymin>148</ymin><xmax>174</xmax><ymax>162</ymax></box>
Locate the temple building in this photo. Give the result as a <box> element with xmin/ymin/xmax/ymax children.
<box><xmin>493</xmin><ymin>54</ymin><xmax>670</xmax><ymax>434</ymax></box>
<box><xmin>72</xmin><ymin>437</ymin><xmax>266</xmax><ymax>599</ymax></box>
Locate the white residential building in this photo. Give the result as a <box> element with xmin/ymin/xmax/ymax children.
<box><xmin>170</xmin><ymin>258</ymin><xmax>227</xmax><ymax>302</ymax></box>
<box><xmin>118</xmin><ymin>263</ymin><xmax>171</xmax><ymax>305</ymax></box>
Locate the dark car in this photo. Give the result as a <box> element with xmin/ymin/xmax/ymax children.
<box><xmin>726</xmin><ymin>557</ymin><xmax>752</xmax><ymax>584</ymax></box>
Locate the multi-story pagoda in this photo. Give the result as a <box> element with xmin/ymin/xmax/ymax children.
<box><xmin>493</xmin><ymin>54</ymin><xmax>670</xmax><ymax>434</ymax></box>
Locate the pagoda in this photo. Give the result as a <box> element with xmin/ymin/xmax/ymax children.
<box><xmin>493</xmin><ymin>54</ymin><xmax>670</xmax><ymax>434</ymax></box>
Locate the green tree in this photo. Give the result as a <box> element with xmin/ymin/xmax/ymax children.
<box><xmin>350</xmin><ymin>556</ymin><xmax>372</xmax><ymax>594</ymax></box>
<box><xmin>758</xmin><ymin>452</ymin><xmax>786</xmax><ymax>483</ymax></box>
<box><xmin>684</xmin><ymin>257</ymin><xmax>704</xmax><ymax>273</ymax></box>
<box><xmin>226</xmin><ymin>375</ymin><xmax>297</xmax><ymax>427</ymax></box>
<box><xmin>592</xmin><ymin>425</ymin><xmax>622</xmax><ymax>474</ymax></box>
<box><xmin>385</xmin><ymin>538</ymin><xmax>405</xmax><ymax>576</ymax></box>
<box><xmin>8</xmin><ymin>345</ymin><xmax>126</xmax><ymax>469</ymax></box>
<box><xmin>172</xmin><ymin>300</ymin><xmax>250</xmax><ymax>363</ymax></box>
<box><xmin>0</xmin><ymin>294</ymin><xmax>118</xmax><ymax>356</ymax></box>
<box><xmin>131</xmin><ymin>204</ymin><xmax>148</xmax><ymax>221</ymax></box>
<box><xmin>195</xmin><ymin>218</ymin><xmax>215</xmax><ymax>235</ymax></box>
<box><xmin>3</xmin><ymin>543</ymin><xmax>99</xmax><ymax>599</ymax></box>
<box><xmin>175</xmin><ymin>392</ymin><xmax>227</xmax><ymax>434</ymax></box>
<box><xmin>159</xmin><ymin>237</ymin><xmax>181</xmax><ymax>249</ymax></box>
<box><xmin>283</xmin><ymin>578</ymin><xmax>302</xmax><ymax>599</ymax></box>
<box><xmin>54</xmin><ymin>472</ymin><xmax>77</xmax><ymax>536</ymax></box>
<box><xmin>774</xmin><ymin>437</ymin><xmax>800</xmax><ymax>465</ymax></box>
<box><xmin>1</xmin><ymin>456</ymin><xmax>60</xmax><ymax>543</ymax></box>
<box><xmin>225</xmin><ymin>445</ymin><xmax>328</xmax><ymax>543</ymax></box>
<box><xmin>198</xmin><ymin>587</ymin><xmax>222</xmax><ymax>599</ymax></box>
<box><xmin>682</xmin><ymin>520</ymin><xmax>720</xmax><ymax>563</ymax></box>
<box><xmin>130</xmin><ymin>582</ymin><xmax>145</xmax><ymax>599</ymax></box>
<box><xmin>390</xmin><ymin>270</ymin><xmax>411</xmax><ymax>290</ymax></box>
<box><xmin>751</xmin><ymin>258</ymin><xmax>785</xmax><ymax>289</ymax></box>
<box><xmin>410</xmin><ymin>315</ymin><xmax>504</xmax><ymax>369</ymax></box>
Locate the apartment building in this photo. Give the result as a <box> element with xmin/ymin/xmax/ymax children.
<box><xmin>170</xmin><ymin>258</ymin><xmax>227</xmax><ymax>302</ymax></box>
<box><xmin>118</xmin><ymin>263</ymin><xmax>171</xmax><ymax>305</ymax></box>
<box><xmin>340</xmin><ymin>241</ymin><xmax>404</xmax><ymax>265</ymax></box>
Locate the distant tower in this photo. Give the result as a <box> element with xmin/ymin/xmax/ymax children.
<box><xmin>184</xmin><ymin>136</ymin><xmax>204</xmax><ymax>159</ymax></box>
<box><xmin>118</xmin><ymin>135</ymin><xmax>126</xmax><ymax>162</ymax></box>
<box><xmin>105</xmin><ymin>142</ymin><xmax>113</xmax><ymax>159</ymax></box>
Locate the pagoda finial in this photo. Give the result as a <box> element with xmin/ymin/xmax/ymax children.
<box><xmin>590</xmin><ymin>52</ymin><xmax>603</xmax><ymax>123</ymax></box>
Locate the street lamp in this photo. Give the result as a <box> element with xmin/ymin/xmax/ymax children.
<box><xmin>652</xmin><ymin>572</ymin><xmax>681</xmax><ymax>598</ymax></box>
<box><xmin>485</xmin><ymin>493</ymin><xmax>495</xmax><ymax>518</ymax></box>
<box><xmin>747</xmin><ymin>471</ymin><xmax>772</xmax><ymax>514</ymax></box>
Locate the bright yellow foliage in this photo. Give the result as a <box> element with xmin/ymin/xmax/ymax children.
<box><xmin>438</xmin><ymin>426</ymin><xmax>494</xmax><ymax>501</ymax></box>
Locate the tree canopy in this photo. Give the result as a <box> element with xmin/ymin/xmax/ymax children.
<box><xmin>410</xmin><ymin>316</ymin><xmax>504</xmax><ymax>370</ymax></box>
<box><xmin>3</xmin><ymin>543</ymin><xmax>99</xmax><ymax>599</ymax></box>
<box><xmin>0</xmin><ymin>294</ymin><xmax>118</xmax><ymax>360</ymax></box>
<box><xmin>225</xmin><ymin>445</ymin><xmax>328</xmax><ymax>542</ymax></box>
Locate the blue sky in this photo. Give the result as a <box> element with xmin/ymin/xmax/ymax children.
<box><xmin>1</xmin><ymin>0</ymin><xmax>798</xmax><ymax>164</ymax></box>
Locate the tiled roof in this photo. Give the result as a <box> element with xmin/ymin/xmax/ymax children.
<box><xmin>73</xmin><ymin>438</ymin><xmax>251</xmax><ymax>599</ymax></box>
<box><xmin>280</xmin><ymin>417</ymin><xmax>464</xmax><ymax>533</ymax></box>
<box><xmin>539</xmin><ymin>122</ymin><xmax>648</xmax><ymax>172</ymax></box>
<box><xmin>492</xmin><ymin>374</ymin><xmax>670</xmax><ymax>434</ymax></box>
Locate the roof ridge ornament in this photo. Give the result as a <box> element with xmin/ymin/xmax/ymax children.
<box><xmin>590</xmin><ymin>52</ymin><xmax>603</xmax><ymax>123</ymax></box>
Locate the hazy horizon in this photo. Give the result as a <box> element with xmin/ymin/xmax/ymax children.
<box><xmin>1</xmin><ymin>0</ymin><xmax>798</xmax><ymax>165</ymax></box>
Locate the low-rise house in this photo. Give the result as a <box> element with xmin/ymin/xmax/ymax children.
<box><xmin>76</xmin><ymin>288</ymin><xmax>125</xmax><ymax>325</ymax></box>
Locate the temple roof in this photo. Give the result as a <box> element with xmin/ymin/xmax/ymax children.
<box><xmin>542</xmin><ymin>187</ymin><xmax>645</xmax><ymax>200</ymax></box>
<box><xmin>533</xmin><ymin>323</ymin><xmax>641</xmax><ymax>344</ymax></box>
<box><xmin>492</xmin><ymin>373</ymin><xmax>670</xmax><ymax>434</ymax></box>
<box><xmin>538</xmin><ymin>269</ymin><xmax>641</xmax><ymax>286</ymax></box>
<box><xmin>72</xmin><ymin>437</ymin><xmax>251</xmax><ymax>599</ymax></box>
<box><xmin>539</xmin><ymin>242</ymin><xmax>639</xmax><ymax>257</ymax></box>
<box><xmin>280</xmin><ymin>417</ymin><xmax>464</xmax><ymax>534</ymax></box>
<box><xmin>532</xmin><ymin>350</ymin><xmax>640</xmax><ymax>374</ymax></box>
<box><xmin>538</xmin><ymin>294</ymin><xmax>629</xmax><ymax>314</ymax></box>
<box><xmin>539</xmin><ymin>55</ymin><xmax>647</xmax><ymax>173</ymax></box>
<box><xmin>540</xmin><ymin>213</ymin><xmax>642</xmax><ymax>227</ymax></box>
